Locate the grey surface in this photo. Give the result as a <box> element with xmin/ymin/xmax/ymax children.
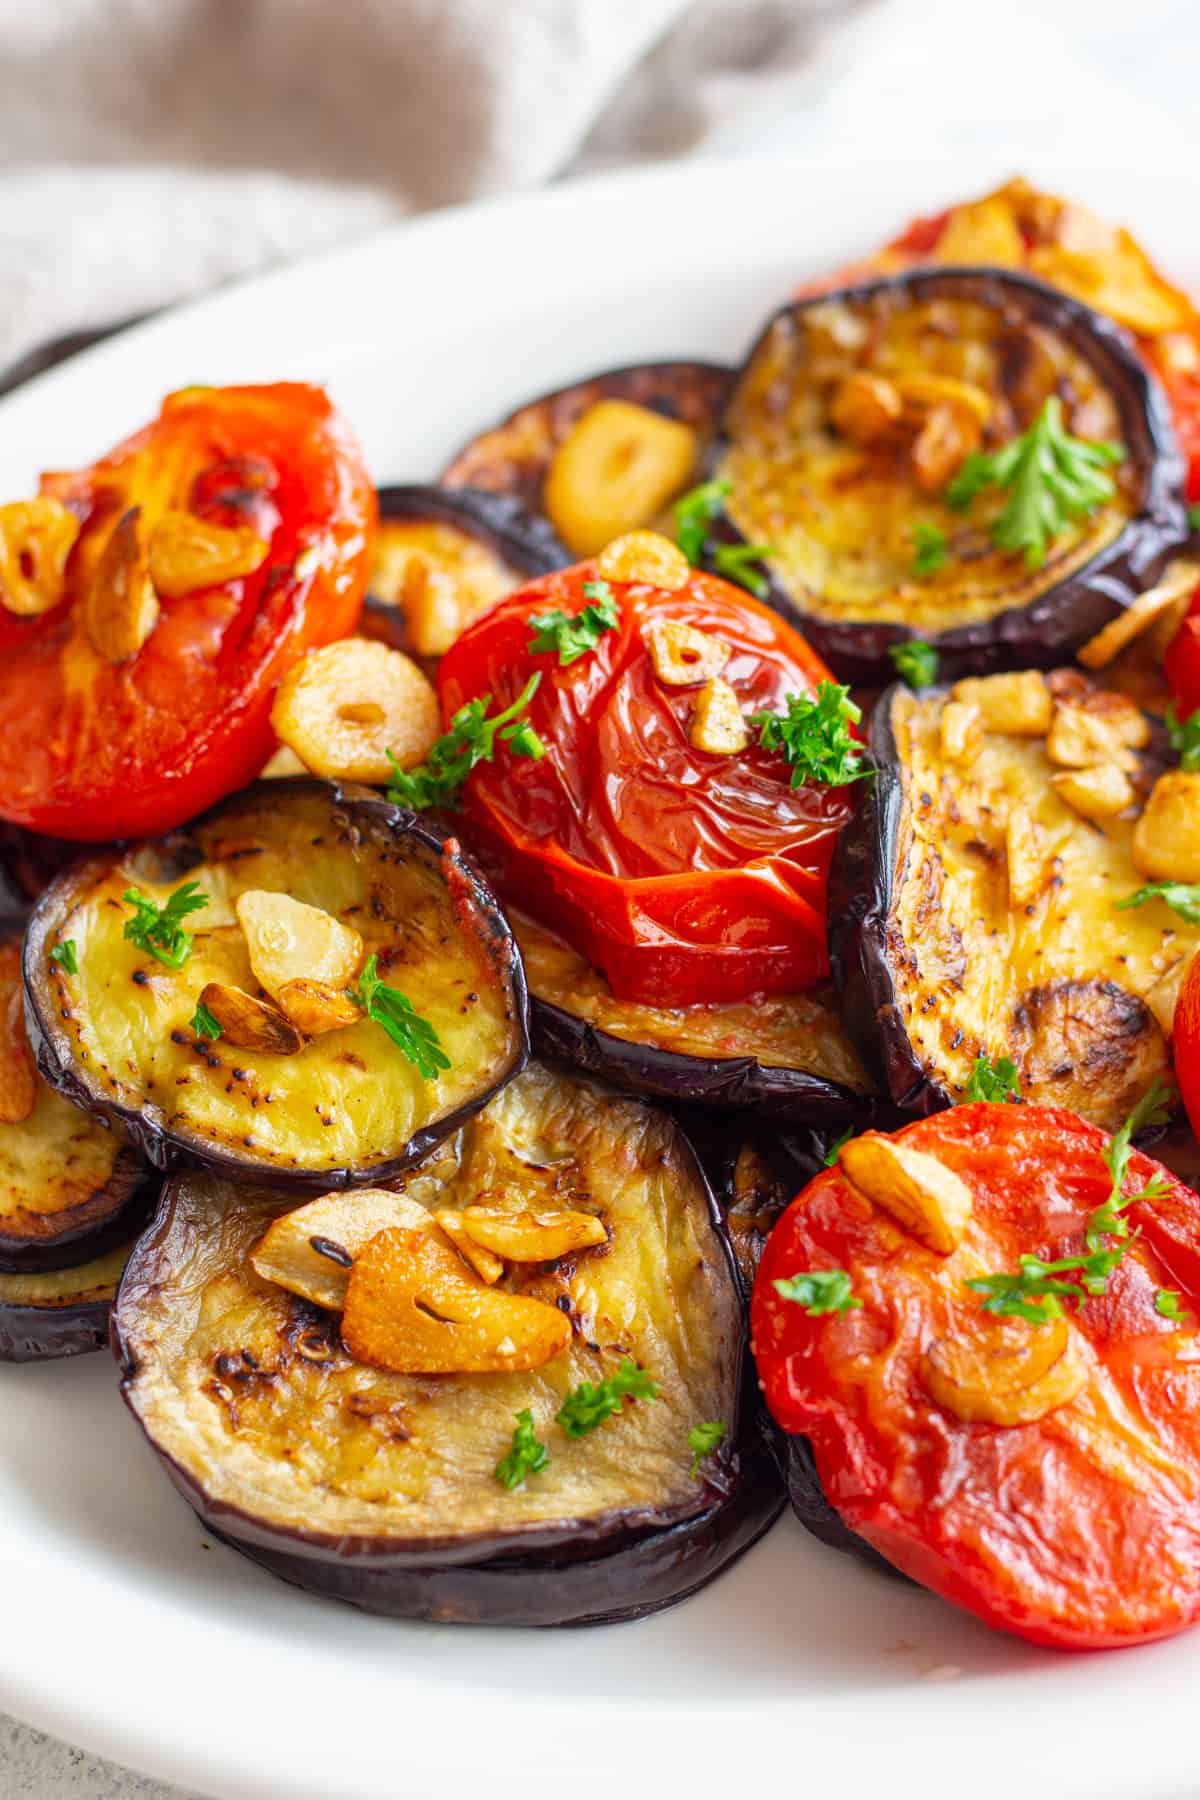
<box><xmin>0</xmin><ymin>1718</ymin><xmax>202</xmax><ymax>1799</ymax></box>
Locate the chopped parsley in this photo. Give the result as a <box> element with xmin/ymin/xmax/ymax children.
<box><xmin>556</xmin><ymin>1359</ymin><xmax>659</xmax><ymax>1438</ymax></box>
<box><xmin>1156</xmin><ymin>1288</ymin><xmax>1185</xmax><ymax>1320</ymax></box>
<box><xmin>962</xmin><ymin>1053</ymin><xmax>1023</xmax><ymax>1104</ymax></box>
<box><xmin>386</xmin><ymin>673</ymin><xmax>545</xmax><ymax>810</ymax></box>
<box><xmin>946</xmin><ymin>396</ymin><xmax>1124</xmax><ymax>569</ymax></box>
<box><xmin>122</xmin><ymin>881</ymin><xmax>208</xmax><ymax>969</ymax></box>
<box><xmin>967</xmin><ymin>1082</ymin><xmax>1175</xmax><ymax>1322</ymax></box>
<box><xmin>1083</xmin><ymin>1078</ymin><xmax>1174</xmax><ymax>1247</ymax></box>
<box><xmin>48</xmin><ymin>938</ymin><xmax>78</xmax><ymax>975</ymax></box>
<box><xmin>189</xmin><ymin>1000</ymin><xmax>222</xmax><ymax>1041</ymax></box>
<box><xmin>1115</xmin><ymin>881</ymin><xmax>1200</xmax><ymax>925</ymax></box>
<box><xmin>688</xmin><ymin>1420</ymin><xmax>727</xmax><ymax>1478</ymax></box>
<box><xmin>889</xmin><ymin>639</ymin><xmax>940</xmax><ymax>690</ymax></box>
<box><xmin>527</xmin><ymin>584</ymin><xmax>620</xmax><ymax>665</ymax></box>
<box><xmin>823</xmin><ymin>1127</ymin><xmax>855</xmax><ymax>1168</ymax></box>
<box><xmin>1165</xmin><ymin>702</ymin><xmax>1200</xmax><ymax>773</ymax></box>
<box><xmin>910</xmin><ymin>522</ymin><xmax>948</xmax><ymax>577</ymax></box>
<box><xmin>711</xmin><ymin>541</ymin><xmax>774</xmax><ymax>599</ymax></box>
<box><xmin>494</xmin><ymin>1409</ymin><xmax>550</xmax><ymax>1490</ymax></box>
<box><xmin>675</xmin><ymin>479</ymin><xmax>732</xmax><ymax>566</ymax></box>
<box><xmin>350</xmin><ymin>954</ymin><xmax>450</xmax><ymax>1081</ymax></box>
<box><xmin>773</xmin><ymin>1269</ymin><xmax>861</xmax><ymax>1316</ymax></box>
<box><xmin>1188</xmin><ymin>502</ymin><xmax>1200</xmax><ymax>534</ymax></box>
<box><xmin>752</xmin><ymin>681</ymin><xmax>871</xmax><ymax>789</ymax></box>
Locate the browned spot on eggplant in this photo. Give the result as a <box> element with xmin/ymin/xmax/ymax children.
<box><xmin>1008</xmin><ymin>979</ymin><xmax>1168</xmax><ymax>1118</ymax></box>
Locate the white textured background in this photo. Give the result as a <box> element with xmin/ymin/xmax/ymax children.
<box><xmin>0</xmin><ymin>0</ymin><xmax>1196</xmax><ymax>1791</ymax></box>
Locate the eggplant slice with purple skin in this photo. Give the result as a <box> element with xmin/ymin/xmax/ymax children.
<box><xmin>363</xmin><ymin>484</ymin><xmax>569</xmax><ymax>665</ymax></box>
<box><xmin>513</xmin><ymin>909</ymin><xmax>875</xmax><ymax>1129</ymax></box>
<box><xmin>113</xmin><ymin>1061</ymin><xmax>783</xmax><ymax>1626</ymax></box>
<box><xmin>441</xmin><ymin>360</ymin><xmax>730</xmax><ymax>555</ymax></box>
<box><xmin>25</xmin><ymin>779</ymin><xmax>529</xmax><ymax>1189</ymax></box>
<box><xmin>710</xmin><ymin>268</ymin><xmax>1189</xmax><ymax>683</ymax></box>
<box><xmin>0</xmin><ymin>920</ymin><xmax>151</xmax><ymax>1273</ymax></box>
<box><xmin>0</xmin><ymin>1236</ymin><xmax>141</xmax><ymax>1362</ymax></box>
<box><xmin>828</xmin><ymin>670</ymin><xmax>1197</xmax><ymax>1131</ymax></box>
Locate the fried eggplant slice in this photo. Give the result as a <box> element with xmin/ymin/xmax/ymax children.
<box><xmin>830</xmin><ymin>672</ymin><xmax>1199</xmax><ymax>1129</ymax></box>
<box><xmin>0</xmin><ymin>1236</ymin><xmax>140</xmax><ymax>1362</ymax></box>
<box><xmin>113</xmin><ymin>1063</ymin><xmax>782</xmax><ymax>1625</ymax></box>
<box><xmin>25</xmin><ymin>780</ymin><xmax>528</xmax><ymax>1187</ymax></box>
<box><xmin>514</xmin><ymin>910</ymin><xmax>872</xmax><ymax>1128</ymax></box>
<box><xmin>713</xmin><ymin>269</ymin><xmax>1187</xmax><ymax>681</ymax></box>
<box><xmin>0</xmin><ymin>922</ymin><xmax>150</xmax><ymax>1271</ymax></box>
<box><xmin>364</xmin><ymin>484</ymin><xmax>568</xmax><ymax>663</ymax></box>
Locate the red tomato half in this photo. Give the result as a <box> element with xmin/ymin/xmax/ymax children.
<box><xmin>437</xmin><ymin>564</ymin><xmax>857</xmax><ymax>1007</ymax></box>
<box><xmin>0</xmin><ymin>383</ymin><xmax>375</xmax><ymax>840</ymax></box>
<box><xmin>1175</xmin><ymin>954</ymin><xmax>1200</xmax><ymax>1142</ymax></box>
<box><xmin>1165</xmin><ymin>590</ymin><xmax>1200</xmax><ymax>719</ymax></box>
<box><xmin>752</xmin><ymin>1104</ymin><xmax>1200</xmax><ymax>1650</ymax></box>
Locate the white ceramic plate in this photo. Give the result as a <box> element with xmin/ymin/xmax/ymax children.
<box><xmin>1</xmin><ymin>152</ymin><xmax>1198</xmax><ymax>1800</ymax></box>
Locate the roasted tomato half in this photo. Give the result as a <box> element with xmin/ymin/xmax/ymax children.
<box><xmin>1175</xmin><ymin>954</ymin><xmax>1200</xmax><ymax>1144</ymax></box>
<box><xmin>1165</xmin><ymin>588</ymin><xmax>1200</xmax><ymax>718</ymax></box>
<box><xmin>752</xmin><ymin>1103</ymin><xmax>1200</xmax><ymax>1650</ymax></box>
<box><xmin>0</xmin><ymin>383</ymin><xmax>375</xmax><ymax>840</ymax></box>
<box><xmin>437</xmin><ymin>538</ymin><xmax>858</xmax><ymax>1007</ymax></box>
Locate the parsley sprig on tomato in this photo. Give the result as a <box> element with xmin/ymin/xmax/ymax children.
<box><xmin>752</xmin><ymin>1101</ymin><xmax>1200</xmax><ymax>1649</ymax></box>
<box><xmin>436</xmin><ymin>553</ymin><xmax>861</xmax><ymax>1006</ymax></box>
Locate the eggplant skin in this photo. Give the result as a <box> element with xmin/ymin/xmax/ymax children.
<box><xmin>712</xmin><ymin>268</ymin><xmax>1189</xmax><ymax>683</ymax></box>
<box><xmin>376</xmin><ymin>484</ymin><xmax>569</xmax><ymax>578</ymax></box>
<box><xmin>24</xmin><ymin>780</ymin><xmax>530</xmax><ymax>1189</ymax></box>
<box><xmin>149</xmin><ymin>1427</ymin><xmax>782</xmax><ymax>1629</ymax></box>
<box><xmin>0</xmin><ymin>1235</ymin><xmax>139</xmax><ymax>1362</ymax></box>
<box><xmin>112</xmin><ymin>1066</ymin><xmax>784</xmax><ymax>1625</ymax></box>
<box><xmin>441</xmin><ymin>360</ymin><xmax>730</xmax><ymax>513</ymax></box>
<box><xmin>828</xmin><ymin>679</ymin><xmax>1190</xmax><ymax>1127</ymax></box>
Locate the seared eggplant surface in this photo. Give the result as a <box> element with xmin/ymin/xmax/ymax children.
<box><xmin>0</xmin><ymin>1237</ymin><xmax>136</xmax><ymax>1362</ymax></box>
<box><xmin>831</xmin><ymin>672</ymin><xmax>1199</xmax><ymax>1128</ymax></box>
<box><xmin>26</xmin><ymin>781</ymin><xmax>528</xmax><ymax>1185</ymax></box>
<box><xmin>514</xmin><ymin>911</ymin><xmax>872</xmax><ymax>1126</ymax></box>
<box><xmin>714</xmin><ymin>269</ymin><xmax>1187</xmax><ymax>680</ymax></box>
<box><xmin>114</xmin><ymin>1063</ymin><xmax>781</xmax><ymax>1624</ymax></box>
<box><xmin>366</xmin><ymin>485</ymin><xmax>568</xmax><ymax>662</ymax></box>
<box><xmin>442</xmin><ymin>361</ymin><xmax>729</xmax><ymax>554</ymax></box>
<box><xmin>0</xmin><ymin>926</ymin><xmax>149</xmax><ymax>1271</ymax></box>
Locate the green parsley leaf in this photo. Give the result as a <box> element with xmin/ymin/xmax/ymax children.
<box><xmin>1188</xmin><ymin>502</ymin><xmax>1200</xmax><ymax>533</ymax></box>
<box><xmin>888</xmin><ymin>639</ymin><xmax>940</xmax><ymax>690</ymax></box>
<box><xmin>674</xmin><ymin>479</ymin><xmax>732</xmax><ymax>566</ymax></box>
<box><xmin>773</xmin><ymin>1269</ymin><xmax>861</xmax><ymax>1316</ymax></box>
<box><xmin>350</xmin><ymin>954</ymin><xmax>450</xmax><ymax>1081</ymax></box>
<box><xmin>945</xmin><ymin>396</ymin><xmax>1124</xmax><ymax>569</ymax></box>
<box><xmin>910</xmin><ymin>522</ymin><xmax>948</xmax><ymax>577</ymax></box>
<box><xmin>527</xmin><ymin>586</ymin><xmax>621</xmax><ymax>665</ymax></box>
<box><xmin>48</xmin><ymin>939</ymin><xmax>78</xmax><ymax>975</ymax></box>
<box><xmin>966</xmin><ymin>1250</ymin><xmax>1115</xmax><ymax>1324</ymax></box>
<box><xmin>556</xmin><ymin>1358</ymin><xmax>660</xmax><ymax>1439</ymax></box>
<box><xmin>1156</xmin><ymin>1288</ymin><xmax>1185</xmax><ymax>1320</ymax></box>
<box><xmin>711</xmin><ymin>541</ymin><xmax>774</xmax><ymax>599</ymax></box>
<box><xmin>752</xmin><ymin>681</ymin><xmax>871</xmax><ymax>788</ymax></box>
<box><xmin>122</xmin><ymin>881</ymin><xmax>208</xmax><ymax>969</ymax></box>
<box><xmin>688</xmin><ymin>1420</ymin><xmax>727</xmax><ymax>1478</ymax></box>
<box><xmin>1115</xmin><ymin>881</ymin><xmax>1200</xmax><ymax>925</ymax></box>
<box><xmin>494</xmin><ymin>1409</ymin><xmax>550</xmax><ymax>1490</ymax></box>
<box><xmin>823</xmin><ymin>1127</ymin><xmax>855</xmax><ymax>1168</ymax></box>
<box><xmin>386</xmin><ymin>673</ymin><xmax>545</xmax><ymax>810</ymax></box>
<box><xmin>189</xmin><ymin>1000</ymin><xmax>222</xmax><ymax>1041</ymax></box>
<box><xmin>1165</xmin><ymin>703</ymin><xmax>1200</xmax><ymax>773</ymax></box>
<box><xmin>1084</xmin><ymin>1078</ymin><xmax>1175</xmax><ymax>1247</ymax></box>
<box><xmin>962</xmin><ymin>1053</ymin><xmax>1023</xmax><ymax>1104</ymax></box>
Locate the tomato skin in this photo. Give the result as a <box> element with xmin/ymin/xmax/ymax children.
<box><xmin>1176</xmin><ymin>956</ymin><xmax>1200</xmax><ymax>1142</ymax></box>
<box><xmin>0</xmin><ymin>383</ymin><xmax>375</xmax><ymax>840</ymax></box>
<box><xmin>437</xmin><ymin>564</ymin><xmax>857</xmax><ymax>1007</ymax></box>
<box><xmin>752</xmin><ymin>1104</ymin><xmax>1200</xmax><ymax>1650</ymax></box>
<box><xmin>1164</xmin><ymin>593</ymin><xmax>1200</xmax><ymax>719</ymax></box>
